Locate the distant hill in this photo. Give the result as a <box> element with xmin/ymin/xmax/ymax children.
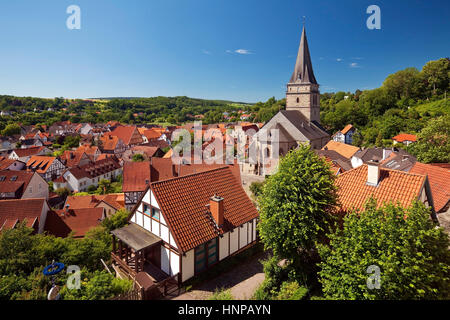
<box><xmin>90</xmin><ymin>96</ymin><xmax>254</xmax><ymax>106</ymax></box>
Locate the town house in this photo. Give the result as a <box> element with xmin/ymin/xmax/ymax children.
<box><xmin>111</xmin><ymin>166</ymin><xmax>258</xmax><ymax>286</ymax></box>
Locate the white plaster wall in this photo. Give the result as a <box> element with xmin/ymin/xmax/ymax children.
<box><xmin>143</xmin><ymin>215</ymin><xmax>151</xmax><ymax>231</ymax></box>
<box><xmin>169</xmin><ymin>233</ymin><xmax>178</xmax><ymax>249</ymax></box>
<box><xmin>219</xmin><ymin>232</ymin><xmax>229</xmax><ymax>261</ymax></box>
<box><xmin>23</xmin><ymin>173</ymin><xmax>48</xmax><ymax>200</ymax></box>
<box><xmin>161</xmin><ymin>224</ymin><xmax>169</xmax><ymax>243</ymax></box>
<box><xmin>239</xmin><ymin>223</ymin><xmax>248</xmax><ymax>249</ymax></box>
<box><xmin>152</xmin><ymin>220</ymin><xmax>159</xmax><ymax>236</ymax></box>
<box><xmin>170</xmin><ymin>251</ymin><xmax>180</xmax><ymax>276</ymax></box>
<box><xmin>182</xmin><ymin>249</ymin><xmax>195</xmax><ymax>282</ymax></box>
<box><xmin>230</xmin><ymin>229</ymin><xmax>239</xmax><ymax>254</ymax></box>
<box><xmin>134</xmin><ymin>212</ymin><xmax>143</xmax><ymax>228</ymax></box>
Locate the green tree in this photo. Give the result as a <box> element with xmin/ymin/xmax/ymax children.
<box><xmin>132</xmin><ymin>153</ymin><xmax>145</xmax><ymax>162</ymax></box>
<box><xmin>249</xmin><ymin>181</ymin><xmax>264</xmax><ymax>199</ymax></box>
<box><xmin>2</xmin><ymin>123</ymin><xmax>21</xmax><ymax>136</ymax></box>
<box><xmin>258</xmin><ymin>145</ymin><xmax>337</xmax><ymax>260</ymax></box>
<box><xmin>318</xmin><ymin>199</ymin><xmax>450</xmax><ymax>300</ymax></box>
<box><xmin>101</xmin><ymin>209</ymin><xmax>129</xmax><ymax>232</ymax></box>
<box><xmin>97</xmin><ymin>179</ymin><xmax>112</xmax><ymax>195</ymax></box>
<box><xmin>383</xmin><ymin>67</ymin><xmax>421</xmax><ymax>100</ymax></box>
<box><xmin>408</xmin><ymin>115</ymin><xmax>450</xmax><ymax>163</ymax></box>
<box><xmin>421</xmin><ymin>58</ymin><xmax>450</xmax><ymax>96</ymax></box>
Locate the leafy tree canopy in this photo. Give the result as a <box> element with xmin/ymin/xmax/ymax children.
<box><xmin>318</xmin><ymin>199</ymin><xmax>450</xmax><ymax>300</ymax></box>
<box><xmin>258</xmin><ymin>145</ymin><xmax>337</xmax><ymax>259</ymax></box>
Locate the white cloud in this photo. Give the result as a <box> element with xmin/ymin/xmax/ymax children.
<box><xmin>234</xmin><ymin>49</ymin><xmax>252</xmax><ymax>55</ymax></box>
<box><xmin>336</xmin><ymin>58</ymin><xmax>343</xmax><ymax>62</ymax></box>
<box><xmin>350</xmin><ymin>62</ymin><xmax>361</xmax><ymax>68</ymax></box>
<box><xmin>202</xmin><ymin>50</ymin><xmax>212</xmax><ymax>55</ymax></box>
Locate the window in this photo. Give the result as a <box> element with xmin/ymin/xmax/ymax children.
<box><xmin>10</xmin><ymin>176</ymin><xmax>17</xmax><ymax>181</ymax></box>
<box><xmin>151</xmin><ymin>208</ymin><xmax>160</xmax><ymax>221</ymax></box>
<box><xmin>143</xmin><ymin>204</ymin><xmax>151</xmax><ymax>215</ymax></box>
<box><xmin>0</xmin><ymin>176</ymin><xmax>5</xmax><ymax>182</ymax></box>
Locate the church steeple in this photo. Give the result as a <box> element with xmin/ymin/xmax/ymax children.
<box><xmin>289</xmin><ymin>27</ymin><xmax>317</xmax><ymax>84</ymax></box>
<box><xmin>286</xmin><ymin>25</ymin><xmax>321</xmax><ymax>123</ymax></box>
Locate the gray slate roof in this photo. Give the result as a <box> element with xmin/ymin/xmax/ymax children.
<box><xmin>289</xmin><ymin>27</ymin><xmax>317</xmax><ymax>84</ymax></box>
<box><xmin>279</xmin><ymin>110</ymin><xmax>329</xmax><ymax>140</ymax></box>
<box><xmin>314</xmin><ymin>149</ymin><xmax>353</xmax><ymax>171</ymax></box>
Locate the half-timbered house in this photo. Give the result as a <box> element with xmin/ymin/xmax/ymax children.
<box><xmin>111</xmin><ymin>166</ymin><xmax>258</xmax><ymax>285</ymax></box>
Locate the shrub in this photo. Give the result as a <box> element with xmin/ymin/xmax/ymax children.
<box><xmin>276</xmin><ymin>281</ymin><xmax>308</xmax><ymax>300</ymax></box>
<box><xmin>208</xmin><ymin>288</ymin><xmax>233</xmax><ymax>300</ymax></box>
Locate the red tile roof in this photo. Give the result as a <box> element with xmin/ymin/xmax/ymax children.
<box><xmin>123</xmin><ymin>158</ymin><xmax>241</xmax><ymax>192</ymax></box>
<box><xmin>100</xmin><ymin>135</ymin><xmax>122</xmax><ymax>151</ymax></box>
<box><xmin>105</xmin><ymin>126</ymin><xmax>143</xmax><ymax>145</ymax></box>
<box><xmin>0</xmin><ymin>198</ymin><xmax>46</xmax><ymax>232</ymax></box>
<box><xmin>123</xmin><ymin>161</ymin><xmax>151</xmax><ymax>192</ymax></box>
<box><xmin>410</xmin><ymin>162</ymin><xmax>450</xmax><ymax>213</ymax></box>
<box><xmin>336</xmin><ymin>165</ymin><xmax>427</xmax><ymax>213</ymax></box>
<box><xmin>341</xmin><ymin>124</ymin><xmax>354</xmax><ymax>135</ymax></box>
<box><xmin>392</xmin><ymin>133</ymin><xmax>417</xmax><ymax>143</ymax></box>
<box><xmin>68</xmin><ymin>157</ymin><xmax>121</xmax><ymax>180</ymax></box>
<box><xmin>0</xmin><ymin>157</ymin><xmax>21</xmax><ymax>170</ymax></box>
<box><xmin>12</xmin><ymin>146</ymin><xmax>46</xmax><ymax>158</ymax></box>
<box><xmin>61</xmin><ymin>151</ymin><xmax>89</xmax><ymax>168</ymax></box>
<box><xmin>26</xmin><ymin>156</ymin><xmax>58</xmax><ymax>174</ymax></box>
<box><xmin>130</xmin><ymin>146</ymin><xmax>162</xmax><ymax>158</ymax></box>
<box><xmin>76</xmin><ymin>145</ymin><xmax>99</xmax><ymax>156</ymax></box>
<box><xmin>322</xmin><ymin>140</ymin><xmax>360</xmax><ymax>159</ymax></box>
<box><xmin>143</xmin><ymin>129</ymin><xmax>163</xmax><ymax>141</ymax></box>
<box><xmin>0</xmin><ymin>170</ymin><xmax>35</xmax><ymax>198</ymax></box>
<box><xmin>150</xmin><ymin>167</ymin><xmax>258</xmax><ymax>253</ymax></box>
<box><xmin>64</xmin><ymin>194</ymin><xmax>124</xmax><ymax>211</ymax></box>
<box><xmin>430</xmin><ymin>163</ymin><xmax>450</xmax><ymax>170</ymax></box>
<box><xmin>45</xmin><ymin>207</ymin><xmax>104</xmax><ymax>238</ymax></box>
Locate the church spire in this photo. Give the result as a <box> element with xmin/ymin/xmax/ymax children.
<box><xmin>289</xmin><ymin>27</ymin><xmax>317</xmax><ymax>84</ymax></box>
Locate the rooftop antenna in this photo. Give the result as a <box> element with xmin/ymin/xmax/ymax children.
<box><xmin>302</xmin><ymin>16</ymin><xmax>306</xmax><ymax>27</ymax></box>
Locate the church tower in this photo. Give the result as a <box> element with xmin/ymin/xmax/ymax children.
<box><xmin>286</xmin><ymin>27</ymin><xmax>321</xmax><ymax>123</ymax></box>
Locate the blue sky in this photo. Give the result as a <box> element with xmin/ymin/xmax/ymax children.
<box><xmin>0</xmin><ymin>0</ymin><xmax>448</xmax><ymax>103</ymax></box>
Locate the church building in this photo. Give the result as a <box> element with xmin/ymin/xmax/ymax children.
<box><xmin>248</xmin><ymin>26</ymin><xmax>330</xmax><ymax>176</ymax></box>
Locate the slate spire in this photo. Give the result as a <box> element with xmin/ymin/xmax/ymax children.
<box><xmin>289</xmin><ymin>27</ymin><xmax>317</xmax><ymax>84</ymax></box>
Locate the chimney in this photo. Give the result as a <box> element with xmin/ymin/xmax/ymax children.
<box><xmin>210</xmin><ymin>194</ymin><xmax>224</xmax><ymax>227</ymax></box>
<box><xmin>367</xmin><ymin>160</ymin><xmax>380</xmax><ymax>186</ymax></box>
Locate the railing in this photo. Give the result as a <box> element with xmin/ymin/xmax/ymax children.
<box><xmin>110</xmin><ymin>288</ymin><xmax>143</xmax><ymax>300</ymax></box>
<box><xmin>111</xmin><ymin>252</ymin><xmax>137</xmax><ymax>279</ymax></box>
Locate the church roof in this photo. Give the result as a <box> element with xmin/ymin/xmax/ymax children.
<box><xmin>289</xmin><ymin>27</ymin><xmax>317</xmax><ymax>84</ymax></box>
<box><xmin>279</xmin><ymin>110</ymin><xmax>329</xmax><ymax>140</ymax></box>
